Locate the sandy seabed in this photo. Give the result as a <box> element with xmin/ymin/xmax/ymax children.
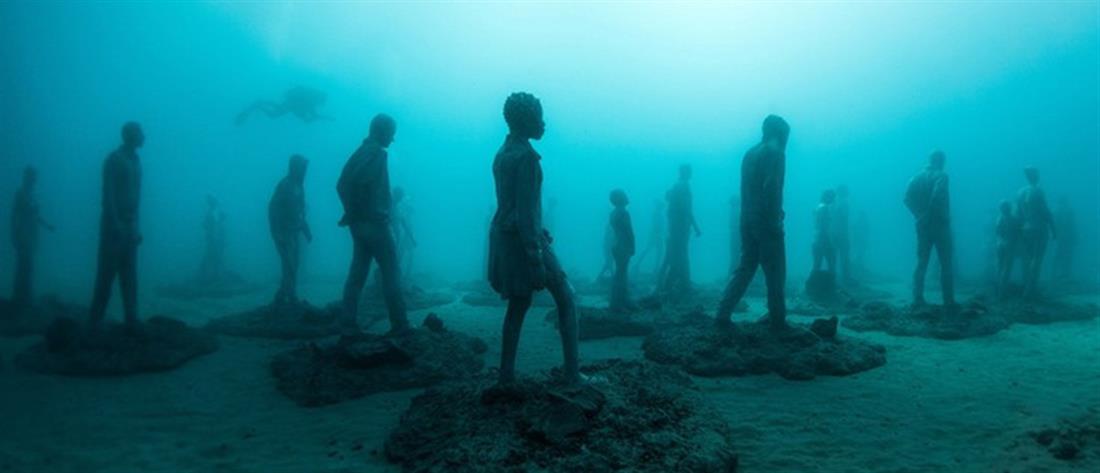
<box><xmin>0</xmin><ymin>280</ymin><xmax>1097</xmax><ymax>473</ymax></box>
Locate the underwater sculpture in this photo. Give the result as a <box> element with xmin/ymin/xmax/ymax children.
<box><xmin>88</xmin><ymin>122</ymin><xmax>145</xmax><ymax>334</ymax></box>
<box><xmin>488</xmin><ymin>92</ymin><xmax>583</xmax><ymax>386</ymax></box>
<box><xmin>904</xmin><ymin>150</ymin><xmax>956</xmax><ymax>307</ymax></box>
<box><xmin>608</xmin><ymin>188</ymin><xmax>636</xmax><ymax>312</ymax></box>
<box><xmin>9</xmin><ymin>166</ymin><xmax>54</xmax><ymax>310</ymax></box>
<box><xmin>18</xmin><ymin>123</ymin><xmax>219</xmax><ymax>375</ymax></box>
<box><xmin>716</xmin><ymin>115</ymin><xmax>791</xmax><ymax>331</ymax></box>
<box><xmin>659</xmin><ymin>164</ymin><xmax>701</xmax><ymax>296</ymax></box>
<box><xmin>806</xmin><ymin>189</ymin><xmax>838</xmax><ymax>301</ymax></box>
<box><xmin>384</xmin><ymin>360</ymin><xmax>738</xmax><ymax>473</ymax></box>
<box><xmin>1016</xmin><ymin>166</ymin><xmax>1056</xmax><ymax>299</ymax></box>
<box><xmin>235</xmin><ymin>85</ymin><xmax>329</xmax><ymax>125</ymax></box>
<box><xmin>270</xmin><ymin>154</ymin><xmax>313</xmax><ymax>305</ymax></box>
<box><xmin>995</xmin><ymin>200</ymin><xmax>1022</xmax><ymax>297</ymax></box>
<box><xmin>156</xmin><ymin>196</ymin><xmax>258</xmax><ymax>300</ymax></box>
<box><xmin>832</xmin><ymin>184</ymin><xmax>852</xmax><ymax>284</ymax></box>
<box><xmin>337</xmin><ymin>113</ymin><xmax>410</xmax><ymax>337</ymax></box>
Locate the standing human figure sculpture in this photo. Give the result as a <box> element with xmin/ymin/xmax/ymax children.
<box><xmin>1016</xmin><ymin>166</ymin><xmax>1056</xmax><ymax>299</ymax></box>
<box><xmin>608</xmin><ymin>189</ymin><xmax>636</xmax><ymax>312</ymax></box>
<box><xmin>270</xmin><ymin>154</ymin><xmax>313</xmax><ymax>306</ymax></box>
<box><xmin>812</xmin><ymin>190</ymin><xmax>837</xmax><ymax>273</ymax></box>
<box><xmin>89</xmin><ymin>122</ymin><xmax>144</xmax><ymax>334</ymax></box>
<box><xmin>337</xmin><ymin>114</ymin><xmax>409</xmax><ymax>336</ymax></box>
<box><xmin>10</xmin><ymin>166</ymin><xmax>55</xmax><ymax>310</ymax></box>
<box><xmin>904</xmin><ymin>150</ymin><xmax>955</xmax><ymax>307</ymax></box>
<box><xmin>660</xmin><ymin>164</ymin><xmax>701</xmax><ymax>295</ymax></box>
<box><xmin>716</xmin><ymin>115</ymin><xmax>790</xmax><ymax>331</ymax></box>
<box><xmin>488</xmin><ymin>92</ymin><xmax>583</xmax><ymax>386</ymax></box>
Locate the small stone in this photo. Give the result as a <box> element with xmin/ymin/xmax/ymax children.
<box><xmin>422</xmin><ymin>313</ymin><xmax>445</xmax><ymax>333</ymax></box>
<box><xmin>810</xmin><ymin>316</ymin><xmax>839</xmax><ymax>339</ymax></box>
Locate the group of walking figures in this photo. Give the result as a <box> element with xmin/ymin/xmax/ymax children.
<box><xmin>6</xmin><ymin>91</ymin><xmax>1078</xmax><ymax>386</ymax></box>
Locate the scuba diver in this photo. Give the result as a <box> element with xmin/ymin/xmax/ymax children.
<box><xmin>236</xmin><ymin>86</ymin><xmax>330</xmax><ymax>125</ymax></box>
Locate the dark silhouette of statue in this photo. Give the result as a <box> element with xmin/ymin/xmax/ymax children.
<box><xmin>236</xmin><ymin>86</ymin><xmax>330</xmax><ymax>125</ymax></box>
<box><xmin>10</xmin><ymin>166</ymin><xmax>55</xmax><ymax>309</ymax></box>
<box><xmin>391</xmin><ymin>186</ymin><xmax>418</xmax><ymax>278</ymax></box>
<box><xmin>904</xmin><ymin>150</ymin><xmax>955</xmax><ymax>307</ymax></box>
<box><xmin>660</xmin><ymin>164</ymin><xmax>701</xmax><ymax>294</ymax></box>
<box><xmin>608</xmin><ymin>189</ymin><xmax>636</xmax><ymax>312</ymax></box>
<box><xmin>1052</xmin><ymin>196</ymin><xmax>1077</xmax><ymax>282</ymax></box>
<box><xmin>199</xmin><ymin>194</ymin><xmax>227</xmax><ymax>282</ymax></box>
<box><xmin>994</xmin><ymin>200</ymin><xmax>1021</xmax><ymax>296</ymax></box>
<box><xmin>488</xmin><ymin>92</ymin><xmax>582</xmax><ymax>385</ymax></box>
<box><xmin>728</xmin><ymin>194</ymin><xmax>740</xmax><ymax>277</ymax></box>
<box><xmin>269</xmin><ymin>155</ymin><xmax>313</xmax><ymax>305</ymax></box>
<box><xmin>596</xmin><ymin>222</ymin><xmax>615</xmax><ymax>281</ymax></box>
<box><xmin>1016</xmin><ymin>166</ymin><xmax>1056</xmax><ymax>299</ymax></box>
<box><xmin>832</xmin><ymin>184</ymin><xmax>852</xmax><ymax>284</ymax></box>
<box><xmin>337</xmin><ymin>114</ymin><xmax>409</xmax><ymax>336</ymax></box>
<box><xmin>89</xmin><ymin>122</ymin><xmax>144</xmax><ymax>333</ymax></box>
<box><xmin>635</xmin><ymin>198</ymin><xmax>665</xmax><ymax>276</ymax></box>
<box><xmin>813</xmin><ymin>189</ymin><xmax>837</xmax><ymax>273</ymax></box>
<box><xmin>717</xmin><ymin>115</ymin><xmax>790</xmax><ymax>331</ymax></box>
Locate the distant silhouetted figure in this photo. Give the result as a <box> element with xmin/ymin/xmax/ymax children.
<box><xmin>199</xmin><ymin>195</ymin><xmax>226</xmax><ymax>282</ymax></box>
<box><xmin>728</xmin><ymin>194</ymin><xmax>741</xmax><ymax>276</ymax></box>
<box><xmin>832</xmin><ymin>184</ymin><xmax>852</xmax><ymax>284</ymax></box>
<box><xmin>488</xmin><ymin>92</ymin><xmax>582</xmax><ymax>385</ymax></box>
<box><xmin>1052</xmin><ymin>196</ymin><xmax>1077</xmax><ymax>282</ymax></box>
<box><xmin>717</xmin><ymin>115</ymin><xmax>790</xmax><ymax>330</ymax></box>
<box><xmin>813</xmin><ymin>189</ymin><xmax>837</xmax><ymax>273</ymax></box>
<box><xmin>1016</xmin><ymin>166</ymin><xmax>1056</xmax><ymax>299</ymax></box>
<box><xmin>635</xmin><ymin>198</ymin><xmax>665</xmax><ymax>275</ymax></box>
<box><xmin>391</xmin><ymin>187</ymin><xmax>417</xmax><ymax>278</ymax></box>
<box><xmin>236</xmin><ymin>86</ymin><xmax>329</xmax><ymax>125</ymax></box>
<box><xmin>10</xmin><ymin>166</ymin><xmax>55</xmax><ymax>309</ymax></box>
<box><xmin>608</xmin><ymin>189</ymin><xmax>636</xmax><ymax>312</ymax></box>
<box><xmin>904</xmin><ymin>150</ymin><xmax>955</xmax><ymax>307</ymax></box>
<box><xmin>994</xmin><ymin>200</ymin><xmax>1021</xmax><ymax>296</ymax></box>
<box><xmin>89</xmin><ymin>122</ymin><xmax>144</xmax><ymax>333</ymax></box>
<box><xmin>269</xmin><ymin>155</ymin><xmax>313</xmax><ymax>305</ymax></box>
<box><xmin>337</xmin><ymin>114</ymin><xmax>409</xmax><ymax>336</ymax></box>
<box><xmin>660</xmin><ymin>164</ymin><xmax>701</xmax><ymax>294</ymax></box>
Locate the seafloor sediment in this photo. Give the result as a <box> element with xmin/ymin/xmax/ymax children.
<box><xmin>15</xmin><ymin>316</ymin><xmax>219</xmax><ymax>376</ymax></box>
<box><xmin>156</xmin><ymin>272</ymin><xmax>263</xmax><ymax>300</ymax></box>
<box><xmin>643</xmin><ymin>312</ymin><xmax>886</xmax><ymax>380</ymax></box>
<box><xmin>544</xmin><ymin>306</ymin><xmax>659</xmax><ymax>340</ymax></box>
<box><xmin>205</xmin><ymin>300</ymin><xmax>342</xmax><ymax>340</ymax></box>
<box><xmin>844</xmin><ymin>298</ymin><xmax>1098</xmax><ymax>340</ymax></box>
<box><xmin>0</xmin><ymin>296</ymin><xmax>85</xmax><ymax>337</ymax></box>
<box><xmin>271</xmin><ymin>314</ymin><xmax>487</xmax><ymax>407</ymax></box>
<box><xmin>384</xmin><ymin>359</ymin><xmax>739</xmax><ymax>473</ymax></box>
<box><xmin>996</xmin><ymin>410</ymin><xmax>1100</xmax><ymax>471</ymax></box>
